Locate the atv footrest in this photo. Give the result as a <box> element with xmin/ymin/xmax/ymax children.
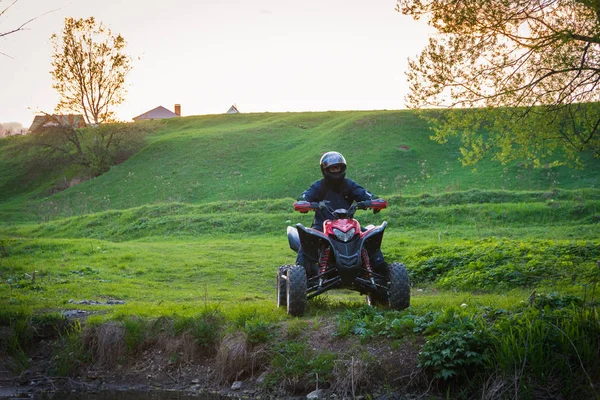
<box><xmin>307</xmin><ymin>277</ymin><xmax>341</xmax><ymax>300</ymax></box>
<box><xmin>354</xmin><ymin>277</ymin><xmax>388</xmax><ymax>296</ymax></box>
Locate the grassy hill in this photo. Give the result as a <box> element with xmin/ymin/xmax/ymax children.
<box><xmin>1</xmin><ymin>108</ymin><xmax>599</xmax><ymax>320</ymax></box>
<box><xmin>1</xmin><ymin>110</ymin><xmax>599</xmax><ymax>398</ymax></box>
<box><xmin>1</xmin><ymin>110</ymin><xmax>599</xmax><ymax>222</ymax></box>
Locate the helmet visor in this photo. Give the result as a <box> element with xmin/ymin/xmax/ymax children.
<box><xmin>327</xmin><ymin>164</ymin><xmax>344</xmax><ymax>173</ymax></box>
<box><xmin>320</xmin><ymin>152</ymin><xmax>346</xmax><ymax>170</ymax></box>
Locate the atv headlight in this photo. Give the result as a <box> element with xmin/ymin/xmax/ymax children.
<box><xmin>333</xmin><ymin>228</ymin><xmax>356</xmax><ymax>242</ymax></box>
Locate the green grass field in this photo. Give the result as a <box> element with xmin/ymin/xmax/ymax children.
<box><xmin>1</xmin><ymin>110</ymin><xmax>599</xmax><ymax>398</ymax></box>
<box><xmin>2</xmin><ymin>111</ymin><xmax>599</xmax><ymax>222</ymax></box>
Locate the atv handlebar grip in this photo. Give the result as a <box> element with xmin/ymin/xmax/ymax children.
<box><xmin>371</xmin><ymin>199</ymin><xmax>387</xmax><ymax>213</ymax></box>
<box><xmin>294</xmin><ymin>201</ymin><xmax>329</xmax><ymax>213</ymax></box>
<box><xmin>359</xmin><ymin>199</ymin><xmax>388</xmax><ymax>211</ymax></box>
<box><xmin>293</xmin><ymin>201</ymin><xmax>314</xmax><ymax>213</ymax></box>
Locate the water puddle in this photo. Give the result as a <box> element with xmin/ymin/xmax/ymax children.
<box><xmin>22</xmin><ymin>390</ymin><xmax>224</xmax><ymax>400</ymax></box>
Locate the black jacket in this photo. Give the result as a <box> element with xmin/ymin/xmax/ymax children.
<box><xmin>300</xmin><ymin>178</ymin><xmax>374</xmax><ymax>230</ymax></box>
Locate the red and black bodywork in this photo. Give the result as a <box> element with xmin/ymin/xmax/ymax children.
<box><xmin>287</xmin><ymin>199</ymin><xmax>390</xmax><ymax>300</ymax></box>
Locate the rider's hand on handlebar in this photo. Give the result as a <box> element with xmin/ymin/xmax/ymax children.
<box><xmin>357</xmin><ymin>201</ymin><xmax>369</xmax><ymax>210</ymax></box>
<box><xmin>370</xmin><ymin>198</ymin><xmax>387</xmax><ymax>214</ymax></box>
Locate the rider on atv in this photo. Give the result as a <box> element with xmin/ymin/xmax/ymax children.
<box><xmin>296</xmin><ymin>151</ymin><xmax>386</xmax><ymax>275</ymax></box>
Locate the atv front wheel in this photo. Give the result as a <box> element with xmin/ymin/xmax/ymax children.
<box><xmin>276</xmin><ymin>265</ymin><xmax>289</xmax><ymax>308</ymax></box>
<box><xmin>286</xmin><ymin>265</ymin><xmax>307</xmax><ymax>316</ymax></box>
<box><xmin>388</xmin><ymin>262</ymin><xmax>410</xmax><ymax>310</ymax></box>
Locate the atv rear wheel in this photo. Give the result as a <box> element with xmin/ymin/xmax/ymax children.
<box><xmin>276</xmin><ymin>265</ymin><xmax>289</xmax><ymax>308</ymax></box>
<box><xmin>388</xmin><ymin>262</ymin><xmax>410</xmax><ymax>310</ymax></box>
<box><xmin>287</xmin><ymin>265</ymin><xmax>307</xmax><ymax>316</ymax></box>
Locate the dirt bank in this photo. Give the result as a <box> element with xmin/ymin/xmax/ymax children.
<box><xmin>0</xmin><ymin>316</ymin><xmax>427</xmax><ymax>400</ymax></box>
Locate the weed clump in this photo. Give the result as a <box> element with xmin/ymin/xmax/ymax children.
<box><xmin>215</xmin><ymin>333</ymin><xmax>248</xmax><ymax>384</ymax></box>
<box><xmin>51</xmin><ymin>321</ymin><xmax>90</xmax><ymax>376</ymax></box>
<box><xmin>83</xmin><ymin>322</ymin><xmax>126</xmax><ymax>366</ymax></box>
<box><xmin>243</xmin><ymin>318</ymin><xmax>275</xmax><ymax>346</ymax></box>
<box><xmin>268</xmin><ymin>340</ymin><xmax>335</xmax><ymax>393</ymax></box>
<box><xmin>173</xmin><ymin>309</ymin><xmax>225</xmax><ymax>354</ymax></box>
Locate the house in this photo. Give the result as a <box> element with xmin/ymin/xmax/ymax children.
<box><xmin>226</xmin><ymin>104</ymin><xmax>240</xmax><ymax>114</ymax></box>
<box><xmin>28</xmin><ymin>114</ymin><xmax>87</xmax><ymax>134</ymax></box>
<box><xmin>133</xmin><ymin>104</ymin><xmax>181</xmax><ymax>121</ymax></box>
<box><xmin>0</xmin><ymin>122</ymin><xmax>26</xmax><ymax>137</ymax></box>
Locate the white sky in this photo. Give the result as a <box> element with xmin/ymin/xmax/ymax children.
<box><xmin>0</xmin><ymin>0</ymin><xmax>432</xmax><ymax>127</ymax></box>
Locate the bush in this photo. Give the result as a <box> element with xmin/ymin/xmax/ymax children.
<box><xmin>243</xmin><ymin>318</ymin><xmax>275</xmax><ymax>346</ymax></box>
<box><xmin>174</xmin><ymin>309</ymin><xmax>225</xmax><ymax>351</ymax></box>
<box><xmin>21</xmin><ymin>120</ymin><xmax>162</xmax><ymax>179</ymax></box>
<box><xmin>418</xmin><ymin>327</ymin><xmax>490</xmax><ymax>380</ymax></box>
<box><xmin>405</xmin><ymin>239</ymin><xmax>600</xmax><ymax>290</ymax></box>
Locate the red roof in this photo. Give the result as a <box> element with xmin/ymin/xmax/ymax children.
<box><xmin>29</xmin><ymin>114</ymin><xmax>87</xmax><ymax>133</ymax></box>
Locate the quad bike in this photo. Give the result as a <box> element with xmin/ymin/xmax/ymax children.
<box><xmin>276</xmin><ymin>199</ymin><xmax>410</xmax><ymax>316</ymax></box>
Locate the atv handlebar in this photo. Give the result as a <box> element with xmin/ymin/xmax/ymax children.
<box><xmin>357</xmin><ymin>199</ymin><xmax>388</xmax><ymax>212</ymax></box>
<box><xmin>293</xmin><ymin>199</ymin><xmax>387</xmax><ymax>215</ymax></box>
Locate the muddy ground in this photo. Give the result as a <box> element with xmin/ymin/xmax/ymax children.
<box><xmin>0</xmin><ymin>317</ymin><xmax>429</xmax><ymax>400</ymax></box>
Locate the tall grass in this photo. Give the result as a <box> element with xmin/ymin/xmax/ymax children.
<box><xmin>491</xmin><ymin>305</ymin><xmax>600</xmax><ymax>398</ymax></box>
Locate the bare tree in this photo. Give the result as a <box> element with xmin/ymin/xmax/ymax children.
<box><xmin>398</xmin><ymin>0</ymin><xmax>600</xmax><ymax>167</ymax></box>
<box><xmin>51</xmin><ymin>17</ymin><xmax>132</xmax><ymax>124</ymax></box>
<box><xmin>1</xmin><ymin>0</ymin><xmax>55</xmax><ymax>58</ymax></box>
<box><xmin>0</xmin><ymin>1</ymin><xmax>33</xmax><ymax>36</ymax></box>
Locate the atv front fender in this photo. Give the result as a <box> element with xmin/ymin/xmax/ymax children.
<box><xmin>287</xmin><ymin>226</ymin><xmax>301</xmax><ymax>253</ymax></box>
<box><xmin>296</xmin><ymin>224</ymin><xmax>332</xmax><ymax>263</ymax></box>
<box><xmin>361</xmin><ymin>221</ymin><xmax>387</xmax><ymax>255</ymax></box>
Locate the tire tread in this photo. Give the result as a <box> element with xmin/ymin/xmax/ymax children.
<box><xmin>388</xmin><ymin>262</ymin><xmax>410</xmax><ymax>310</ymax></box>
<box><xmin>287</xmin><ymin>265</ymin><xmax>307</xmax><ymax>316</ymax></box>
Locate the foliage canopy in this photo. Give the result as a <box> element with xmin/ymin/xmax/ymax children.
<box><xmin>397</xmin><ymin>0</ymin><xmax>600</xmax><ymax>167</ymax></box>
<box><xmin>50</xmin><ymin>17</ymin><xmax>132</xmax><ymax>124</ymax></box>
